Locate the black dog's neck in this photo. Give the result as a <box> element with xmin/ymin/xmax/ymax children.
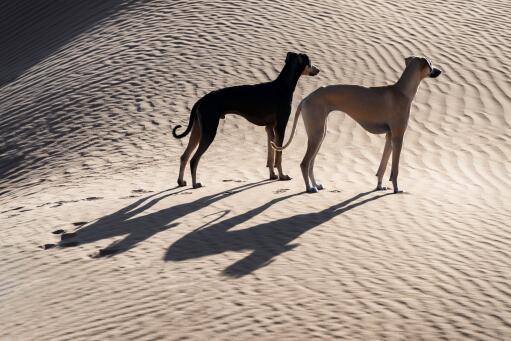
<box><xmin>274</xmin><ymin>62</ymin><xmax>302</xmax><ymax>95</ymax></box>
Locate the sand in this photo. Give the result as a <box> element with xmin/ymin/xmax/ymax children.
<box><xmin>1</xmin><ymin>0</ymin><xmax>510</xmax><ymax>339</ymax></box>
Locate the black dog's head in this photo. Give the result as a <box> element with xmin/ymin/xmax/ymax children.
<box><xmin>286</xmin><ymin>52</ymin><xmax>320</xmax><ymax>76</ymax></box>
<box><xmin>405</xmin><ymin>56</ymin><xmax>442</xmax><ymax>78</ymax></box>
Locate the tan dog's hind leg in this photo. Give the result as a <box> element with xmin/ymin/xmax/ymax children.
<box><xmin>265</xmin><ymin>125</ymin><xmax>278</xmax><ymax>180</ymax></box>
<box><xmin>375</xmin><ymin>132</ymin><xmax>392</xmax><ymax>190</ymax></box>
<box><xmin>300</xmin><ymin>106</ymin><xmax>325</xmax><ymax>193</ymax></box>
<box><xmin>309</xmin><ymin>118</ymin><xmax>327</xmax><ymax>190</ymax></box>
<box><xmin>390</xmin><ymin>135</ymin><xmax>404</xmax><ymax>193</ymax></box>
<box><xmin>301</xmin><ymin>138</ymin><xmax>322</xmax><ymax>193</ymax></box>
<box><xmin>177</xmin><ymin>121</ymin><xmax>200</xmax><ymax>186</ymax></box>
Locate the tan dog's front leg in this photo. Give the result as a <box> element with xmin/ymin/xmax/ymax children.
<box><xmin>265</xmin><ymin>126</ymin><xmax>278</xmax><ymax>180</ymax></box>
<box><xmin>390</xmin><ymin>135</ymin><xmax>403</xmax><ymax>193</ymax></box>
<box><xmin>376</xmin><ymin>132</ymin><xmax>392</xmax><ymax>190</ymax></box>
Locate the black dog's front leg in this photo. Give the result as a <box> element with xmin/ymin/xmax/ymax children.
<box><xmin>265</xmin><ymin>126</ymin><xmax>278</xmax><ymax>180</ymax></box>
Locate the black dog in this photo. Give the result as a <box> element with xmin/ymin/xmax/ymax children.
<box><xmin>172</xmin><ymin>52</ymin><xmax>319</xmax><ymax>188</ymax></box>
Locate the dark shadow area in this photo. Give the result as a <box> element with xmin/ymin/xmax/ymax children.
<box><xmin>58</xmin><ymin>180</ymin><xmax>273</xmax><ymax>256</ymax></box>
<box><xmin>0</xmin><ymin>151</ymin><xmax>24</xmax><ymax>178</ymax></box>
<box><xmin>0</xmin><ymin>0</ymin><xmax>138</xmax><ymax>85</ymax></box>
<box><xmin>165</xmin><ymin>190</ymin><xmax>393</xmax><ymax>277</ymax></box>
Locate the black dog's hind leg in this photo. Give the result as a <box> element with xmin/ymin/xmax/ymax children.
<box><xmin>265</xmin><ymin>125</ymin><xmax>278</xmax><ymax>180</ymax></box>
<box><xmin>190</xmin><ymin>112</ymin><xmax>219</xmax><ymax>189</ymax></box>
<box><xmin>274</xmin><ymin>122</ymin><xmax>291</xmax><ymax>181</ymax></box>
<box><xmin>177</xmin><ymin>122</ymin><xmax>200</xmax><ymax>187</ymax></box>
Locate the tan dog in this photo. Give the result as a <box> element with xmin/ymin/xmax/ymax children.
<box><xmin>273</xmin><ymin>56</ymin><xmax>442</xmax><ymax>193</ymax></box>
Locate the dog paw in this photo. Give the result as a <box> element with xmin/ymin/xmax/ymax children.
<box><xmin>177</xmin><ymin>179</ymin><xmax>187</xmax><ymax>187</ymax></box>
<box><xmin>269</xmin><ymin>174</ymin><xmax>279</xmax><ymax>180</ymax></box>
<box><xmin>192</xmin><ymin>183</ymin><xmax>203</xmax><ymax>189</ymax></box>
<box><xmin>393</xmin><ymin>189</ymin><xmax>404</xmax><ymax>194</ymax></box>
<box><xmin>278</xmin><ymin>175</ymin><xmax>292</xmax><ymax>181</ymax></box>
<box><xmin>306</xmin><ymin>187</ymin><xmax>319</xmax><ymax>193</ymax></box>
<box><xmin>376</xmin><ymin>185</ymin><xmax>389</xmax><ymax>191</ymax></box>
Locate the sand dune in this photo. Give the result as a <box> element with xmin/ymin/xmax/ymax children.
<box><xmin>1</xmin><ymin>0</ymin><xmax>511</xmax><ymax>339</ymax></box>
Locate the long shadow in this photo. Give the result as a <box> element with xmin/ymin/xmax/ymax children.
<box><xmin>59</xmin><ymin>180</ymin><xmax>272</xmax><ymax>256</ymax></box>
<box><xmin>165</xmin><ymin>190</ymin><xmax>393</xmax><ymax>277</ymax></box>
<box><xmin>0</xmin><ymin>0</ymin><xmax>138</xmax><ymax>85</ymax></box>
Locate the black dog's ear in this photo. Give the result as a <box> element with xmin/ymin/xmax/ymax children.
<box><xmin>286</xmin><ymin>52</ymin><xmax>294</xmax><ymax>63</ymax></box>
<box><xmin>300</xmin><ymin>53</ymin><xmax>310</xmax><ymax>66</ymax></box>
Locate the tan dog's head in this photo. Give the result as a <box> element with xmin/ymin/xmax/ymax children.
<box><xmin>286</xmin><ymin>52</ymin><xmax>320</xmax><ymax>76</ymax></box>
<box><xmin>405</xmin><ymin>56</ymin><xmax>442</xmax><ymax>78</ymax></box>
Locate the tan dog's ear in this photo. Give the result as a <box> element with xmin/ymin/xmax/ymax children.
<box><xmin>422</xmin><ymin>57</ymin><xmax>432</xmax><ymax>70</ymax></box>
<box><xmin>404</xmin><ymin>57</ymin><xmax>413</xmax><ymax>66</ymax></box>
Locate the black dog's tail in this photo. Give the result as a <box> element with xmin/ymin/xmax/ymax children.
<box><xmin>172</xmin><ymin>101</ymin><xmax>199</xmax><ymax>138</ymax></box>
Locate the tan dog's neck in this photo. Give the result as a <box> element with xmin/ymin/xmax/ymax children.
<box><xmin>394</xmin><ymin>63</ymin><xmax>423</xmax><ymax>100</ymax></box>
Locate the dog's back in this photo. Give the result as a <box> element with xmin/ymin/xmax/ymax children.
<box><xmin>199</xmin><ymin>82</ymin><xmax>283</xmax><ymax>124</ymax></box>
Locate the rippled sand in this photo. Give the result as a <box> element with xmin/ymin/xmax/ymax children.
<box><xmin>1</xmin><ymin>0</ymin><xmax>510</xmax><ymax>339</ymax></box>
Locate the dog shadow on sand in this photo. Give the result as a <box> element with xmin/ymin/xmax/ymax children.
<box><xmin>165</xmin><ymin>189</ymin><xmax>392</xmax><ymax>277</ymax></box>
<box><xmin>58</xmin><ymin>179</ymin><xmax>391</xmax><ymax>276</ymax></box>
<box><xmin>57</xmin><ymin>180</ymin><xmax>272</xmax><ymax>257</ymax></box>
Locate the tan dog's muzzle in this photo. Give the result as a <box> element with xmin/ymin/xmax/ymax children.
<box><xmin>425</xmin><ymin>58</ymin><xmax>442</xmax><ymax>78</ymax></box>
<box><xmin>429</xmin><ymin>67</ymin><xmax>442</xmax><ymax>78</ymax></box>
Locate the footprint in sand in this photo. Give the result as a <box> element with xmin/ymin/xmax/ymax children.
<box><xmin>132</xmin><ymin>189</ymin><xmax>153</xmax><ymax>194</ymax></box>
<box><xmin>120</xmin><ymin>195</ymin><xmax>139</xmax><ymax>199</ymax></box>
<box><xmin>274</xmin><ymin>188</ymin><xmax>290</xmax><ymax>194</ymax></box>
<box><xmin>40</xmin><ymin>244</ymin><xmax>56</xmax><ymax>250</ymax></box>
<box><xmin>72</xmin><ymin>222</ymin><xmax>87</xmax><ymax>227</ymax></box>
<box><xmin>41</xmin><ymin>230</ymin><xmax>79</xmax><ymax>250</ymax></box>
<box><xmin>41</xmin><ymin>241</ymin><xmax>80</xmax><ymax>249</ymax></box>
<box><xmin>85</xmin><ymin>196</ymin><xmax>103</xmax><ymax>201</ymax></box>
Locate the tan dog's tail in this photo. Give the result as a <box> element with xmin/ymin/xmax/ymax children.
<box><xmin>271</xmin><ymin>103</ymin><xmax>302</xmax><ymax>151</ymax></box>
